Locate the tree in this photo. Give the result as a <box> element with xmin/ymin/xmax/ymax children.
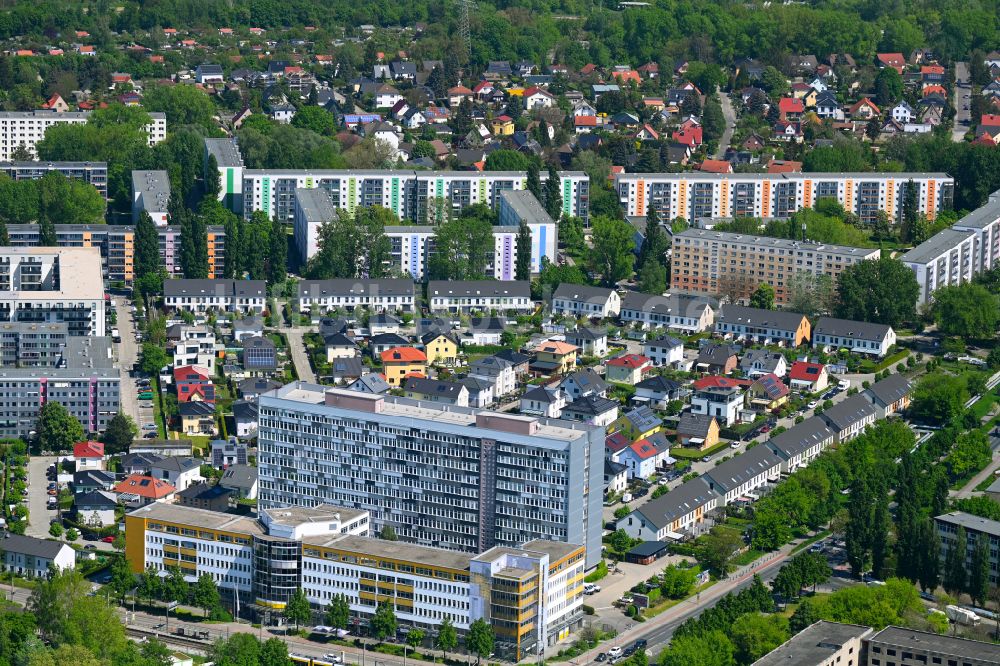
<box><xmin>931</xmin><ymin>283</ymin><xmax>1000</xmax><ymax>340</ymax></box>
<box><xmin>140</xmin><ymin>342</ymin><xmax>170</xmax><ymax>377</ymax></box>
<box><xmin>267</xmin><ymin>218</ymin><xmax>288</xmax><ymax>286</ymax></box>
<box><xmin>406</xmin><ymin>628</ymin><xmax>425</xmax><ymax>651</ymax></box>
<box><xmin>787</xmin><ymin>272</ymin><xmax>835</xmax><ymax>318</ymax></box>
<box><xmin>702</xmin><ymin>95</ymin><xmax>726</xmax><ymax>144</ymax></box>
<box><xmin>143</xmin><ymin>84</ymin><xmax>216</xmax><ymax>130</ymax></box>
<box><xmin>284</xmin><ymin>588</ymin><xmax>312</xmax><ymax>630</ymax></box>
<box><xmin>526</xmin><ymin>162</ymin><xmax>542</xmax><ymax>202</ymax></box>
<box><xmin>139</xmin><ymin>565</ymin><xmax>162</xmax><ymax>605</ymax></box>
<box><xmin>427</xmin><ymin>211</ymin><xmax>495</xmax><ymax>280</ymax></box>
<box><xmin>910</xmin><ymin>373</ymin><xmax>969</xmax><ymax>425</ymax></box>
<box><xmin>874</xmin><ymin>67</ymin><xmax>904</xmax><ymax>107</ymax></box>
<box><xmin>515</xmin><ymin>222</ymin><xmax>533</xmax><ymax>281</ymax></box>
<box><xmin>637</xmin><ymin>259</ymin><xmax>667</xmax><ymax>294</ymax></box>
<box><xmin>466</xmin><ymin>618</ymin><xmax>494</xmax><ymax>666</ymax></box>
<box><xmin>165</xmin><ymin>566</ymin><xmax>188</xmax><ymax>605</ymax></box>
<box><xmin>760</xmin><ymin>66</ymin><xmax>788</xmax><ymax>97</ymax></box>
<box><xmin>435</xmin><ymin>617</ymin><xmax>458</xmax><ymax>659</ymax></box>
<box><xmin>700</xmin><ymin>526</ymin><xmax>742</xmax><ymax>576</ymax></box>
<box><xmin>28</xmin><ymin>568</ymin><xmax>128</xmax><ymax>660</ymax></box>
<box><xmin>943</xmin><ymin>525</ymin><xmax>967</xmax><ymax>597</ymax></box>
<box><xmin>380</xmin><ymin>525</ymin><xmax>399</xmax><ymax>541</ymax></box>
<box><xmin>49</xmin><ymin>522</ymin><xmax>63</xmax><ymax>538</ymax></box>
<box><xmin>325</xmin><ymin>594</ymin><xmax>350</xmax><ymax>630</ymax></box>
<box><xmin>192</xmin><ymin>574</ymin><xmax>221</xmax><ymax>618</ymax></box>
<box><xmin>370</xmin><ymin>601</ymin><xmax>397</xmax><ymax>641</ymax></box>
<box><xmin>134</xmin><ymin>211</ymin><xmax>163</xmax><ymax>294</ymax></box>
<box><xmin>588</xmin><ymin>216</ymin><xmax>635</xmax><ymax>286</ymax></box>
<box><xmin>730</xmin><ymin>614</ymin><xmax>789</xmax><ymax>664</ymax></box>
<box><xmin>66</xmin><ymin>528</ymin><xmax>79</xmax><ymax>541</ymax></box>
<box><xmin>260</xmin><ymin>638</ymin><xmax>289</xmax><ymax>666</ymax></box>
<box><xmin>36</xmin><ymin>401</ymin><xmax>84</xmax><ymax>453</ymax></box>
<box><xmin>749</xmin><ymin>283</ymin><xmax>775</xmax><ymax>310</ymax></box>
<box><xmin>108</xmin><ymin>554</ymin><xmax>135</xmax><ymax>605</ymax></box>
<box><xmin>101</xmin><ymin>412</ymin><xmax>137</xmax><ymax>454</ymax></box>
<box><xmin>291</xmin><ymin>106</ymin><xmax>337</xmax><ymax>136</ymax></box>
<box><xmin>484</xmin><ymin>149</ymin><xmax>530</xmax><ymax>171</ymax></box>
<box><xmin>204</xmin><ymin>154</ymin><xmax>221</xmax><ymax>202</ymax></box>
<box><xmin>544</xmin><ymin>164</ymin><xmax>563</xmax><ymax>220</ymax></box>
<box><xmin>835</xmin><ymin>257</ymin><xmax>919</xmax><ymax>327</ymax></box>
<box><xmin>917</xmin><ymin>521</ymin><xmax>940</xmax><ymax>593</ymax></box>
<box><xmin>969</xmin><ymin>535</ymin><xmax>990</xmax><ymax>605</ymax></box>
<box><xmin>660</xmin><ymin>630</ymin><xmax>735</xmax><ymax>666</ymax></box>
<box><xmin>210</xmin><ymin>633</ymin><xmax>261</xmax><ymax>666</ymax></box>
<box><xmin>308</xmin><ymin>206</ymin><xmax>393</xmax><ymax>280</ymax></box>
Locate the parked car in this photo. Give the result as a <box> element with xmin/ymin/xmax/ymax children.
<box><xmin>101</xmin><ymin>535</ymin><xmax>116</xmax><ymax>543</ymax></box>
<box><xmin>807</xmin><ymin>400</ymin><xmax>818</xmax><ymax>410</ymax></box>
<box><xmin>608</xmin><ymin>647</ymin><xmax>623</xmax><ymax>659</ymax></box>
<box><xmin>595</xmin><ymin>653</ymin><xmax>607</xmax><ymax>662</ymax></box>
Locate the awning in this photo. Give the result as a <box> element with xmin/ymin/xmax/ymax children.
<box><xmin>664</xmin><ymin>530</ymin><xmax>685</xmax><ymax>540</ymax></box>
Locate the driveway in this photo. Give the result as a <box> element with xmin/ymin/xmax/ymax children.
<box><xmin>953</xmin><ymin>62</ymin><xmax>970</xmax><ymax>142</ymax></box>
<box><xmin>274</xmin><ymin>309</ymin><xmax>317</xmax><ymax>384</ymax></box>
<box><xmin>714</xmin><ymin>92</ymin><xmax>737</xmax><ymax>159</ymax></box>
<box><xmin>25</xmin><ymin>454</ymin><xmax>55</xmax><ymax>538</ymax></box>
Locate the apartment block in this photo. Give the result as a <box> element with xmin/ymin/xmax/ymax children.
<box><xmin>257</xmin><ymin>384</ymin><xmax>604</xmax><ymax>568</ymax></box>
<box><xmin>298</xmin><ymin>279</ymin><xmax>417</xmax><ymax>316</ymax></box>
<box><xmin>164</xmin><ymin>279</ymin><xmax>266</xmax><ymax>314</ymax></box>
<box><xmin>900</xmin><ymin>190</ymin><xmax>1000</xmax><ymax>305</ymax></box>
<box><xmin>0</xmin><ymin>161</ymin><xmax>107</xmax><ymax>198</ymax></box>
<box><xmin>6</xmin><ymin>223</ymin><xmax>225</xmax><ymax>286</ymax></box>
<box><xmin>0</xmin><ymin>336</ymin><xmax>120</xmax><ymax>437</ymax></box>
<box><xmin>0</xmin><ymin>247</ymin><xmax>106</xmax><ymax>336</ymax></box>
<box><xmin>0</xmin><ymin>322</ymin><xmax>67</xmax><ymax>367</ymax></box>
<box><xmin>496</xmin><ymin>189</ymin><xmax>558</xmax><ymax>275</ymax></box>
<box><xmin>125</xmin><ymin>501</ymin><xmax>584</xmax><ymax>660</ymax></box>
<box><xmin>671</xmin><ymin>228</ymin><xmax>880</xmax><ymax>304</ymax></box>
<box><xmin>240</xmin><ymin>169</ymin><xmax>589</xmax><ymax>223</ymax></box>
<box><xmin>0</xmin><ymin>110</ymin><xmax>166</xmax><ymax>161</ymax></box>
<box><xmin>615</xmin><ymin>172</ymin><xmax>953</xmax><ymax>224</ymax></box>
<box><xmin>132</xmin><ymin>170</ymin><xmax>171</xmax><ymax>225</ymax></box>
<box><xmin>205</xmin><ymin>137</ymin><xmax>244</xmax><ymax>211</ymax></box>
<box><xmin>935</xmin><ymin>511</ymin><xmax>1000</xmax><ymax>588</ymax></box>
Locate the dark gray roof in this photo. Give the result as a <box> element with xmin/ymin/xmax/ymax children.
<box><xmin>370</xmin><ymin>333</ymin><xmax>409</xmax><ymax>347</ymax></box>
<box><xmin>329</xmin><ymin>357</ymin><xmax>364</xmax><ymax>378</ymax></box>
<box><xmin>164</xmin><ymin>279</ymin><xmax>266</xmax><ymax>299</ymax></box>
<box><xmin>677</xmin><ymin>412</ymin><xmax>716</xmax><ymax>438</ymax></box>
<box><xmin>73</xmin><ymin>469</ymin><xmax>116</xmax><ymax>487</ymax></box>
<box><xmin>561</xmin><ymin>368</ymin><xmax>608</xmax><ymax>394</ymax></box>
<box><xmin>552</xmin><ymin>283</ymin><xmax>616</xmax><ymax>303</ymax></box>
<box><xmin>522</xmin><ymin>385</ymin><xmax>562</xmax><ymax>403</ymax></box>
<box><xmin>405</xmin><ymin>377</ymin><xmax>466</xmax><ymax>399</ymax></box>
<box><xmin>766</xmin><ymin>416</ymin><xmax>835</xmax><ymax>459</ymax></box>
<box><xmin>151</xmin><ymin>457</ymin><xmax>201</xmax><ymax>474</ymax></box>
<box><xmin>370</xmin><ymin>313</ymin><xmax>400</xmax><ymax>325</ymax></box>
<box><xmin>703</xmin><ymin>445</ymin><xmax>783</xmax><ymax>494</ymax></box>
<box><xmin>470</xmin><ymin>317</ymin><xmax>507</xmax><ymax>333</ymax></box>
<box><xmin>864</xmin><ymin>373</ymin><xmax>912</xmax><ymax>407</ymax></box>
<box><xmin>75</xmin><ymin>490</ymin><xmax>118</xmax><ymax>509</ymax></box>
<box><xmin>740</xmin><ymin>349</ymin><xmax>785</xmax><ymax>372</ymax></box>
<box><xmin>428</xmin><ymin>280</ymin><xmax>530</xmax><ymax>299</ymax></box>
<box><xmin>233</xmin><ymin>316</ymin><xmax>264</xmax><ymax>332</ymax></box>
<box><xmin>220</xmin><ymin>464</ymin><xmax>258</xmax><ymax>491</ymax></box>
<box><xmin>697</xmin><ymin>342</ymin><xmax>738</xmax><ymax>366</ymax></box>
<box><xmin>179</xmin><ymin>401</ymin><xmax>215</xmax><ymax>416</ymax></box>
<box><xmin>623</xmin><ymin>406</ymin><xmax>661</xmax><ymax>432</ymax></box>
<box><xmin>605</xmin><ymin>459</ymin><xmax>626</xmax><ymax>477</ymax></box>
<box><xmin>635</xmin><ymin>375</ymin><xmax>682</xmax><ymax>394</ymax></box>
<box><xmin>178</xmin><ymin>482</ymin><xmax>232</xmax><ymax>501</ymax></box>
<box><xmin>562</xmin><ymin>394</ymin><xmax>618</xmax><ymax>416</ymax></box>
<box><xmin>818</xmin><ymin>394</ymin><xmax>876</xmax><ymax>432</ymax></box>
<box><xmin>565</xmin><ymin>327</ymin><xmax>607</xmax><ymax>343</ymax></box>
<box><xmin>120</xmin><ymin>452</ymin><xmax>162</xmax><ymax>471</ymax></box>
<box><xmin>458</xmin><ymin>376</ymin><xmax>494</xmax><ymax>393</ymax></box>
<box><xmin>620</xmin><ymin>291</ymin><xmax>713</xmax><ymax>317</ymax></box>
<box><xmin>298</xmin><ymin>279</ymin><xmax>415</xmax><ymax>299</ymax></box>
<box><xmin>242</xmin><ymin>335</ymin><xmax>275</xmax><ymax>351</ymax></box>
<box><xmin>318</xmin><ymin>317</ymin><xmax>349</xmax><ymax>337</ymax></box>
<box><xmin>867</xmin><ymin>625</ymin><xmax>1000</xmax><ymax>662</ymax></box>
<box><xmin>628</xmin><ymin>477</ymin><xmax>719</xmax><ymax>530</ymax></box>
<box><xmin>232</xmin><ymin>399</ymin><xmax>259</xmax><ymax>421</ymax></box>
<box><xmin>717</xmin><ymin>305</ymin><xmax>807</xmax><ymax>332</ymax></box>
<box><xmin>323</xmin><ymin>332</ymin><xmax>357</xmax><ymax>348</ymax></box>
<box><xmin>813</xmin><ymin>316</ymin><xmax>893</xmax><ymax>342</ymax></box>
<box><xmin>238</xmin><ymin>378</ymin><xmax>282</xmax><ymax>397</ymax></box>
<box><xmin>646</xmin><ymin>335</ymin><xmax>683</xmax><ymax>349</ymax></box>
<box><xmin>0</xmin><ymin>533</ymin><xmax>70</xmax><ymax>560</ymax></box>
<box><xmin>494</xmin><ymin>349</ymin><xmax>531</xmax><ymax>365</ymax></box>
<box><xmin>348</xmin><ymin>373</ymin><xmax>391</xmax><ymax>394</ymax></box>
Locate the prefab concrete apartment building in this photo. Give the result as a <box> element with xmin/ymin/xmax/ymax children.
<box><xmin>257</xmin><ymin>383</ymin><xmax>605</xmax><ymax>568</ymax></box>
<box><xmin>615</xmin><ymin>172</ymin><xmax>953</xmax><ymax>224</ymax></box>
<box><xmin>0</xmin><ymin>161</ymin><xmax>107</xmax><ymax>198</ymax></box>
<box><xmin>671</xmin><ymin>229</ymin><xmax>880</xmax><ymax>304</ymax></box>
<box><xmin>0</xmin><ymin>110</ymin><xmax>166</xmax><ymax>161</ymax></box>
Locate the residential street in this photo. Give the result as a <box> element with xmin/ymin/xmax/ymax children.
<box><xmin>25</xmin><ymin>454</ymin><xmax>54</xmax><ymax>538</ymax></box>
<box><xmin>113</xmin><ymin>296</ymin><xmax>148</xmax><ymax>427</ymax></box>
<box><xmin>714</xmin><ymin>92</ymin><xmax>736</xmax><ymax>159</ymax></box>
<box><xmin>953</xmin><ymin>62</ymin><xmax>970</xmax><ymax>142</ymax></box>
<box><xmin>274</xmin><ymin>307</ymin><xmax>317</xmax><ymax>383</ymax></box>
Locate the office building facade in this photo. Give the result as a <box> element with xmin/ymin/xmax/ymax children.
<box><xmin>125</xmin><ymin>502</ymin><xmax>584</xmax><ymax>660</ymax></box>
<box><xmin>0</xmin><ymin>111</ymin><xmax>165</xmax><ymax>161</ymax></box>
<box><xmin>257</xmin><ymin>384</ymin><xmax>604</xmax><ymax>568</ymax></box>
<box><xmin>615</xmin><ymin>172</ymin><xmax>953</xmax><ymax>224</ymax></box>
<box><xmin>670</xmin><ymin>228</ymin><xmax>880</xmax><ymax>303</ymax></box>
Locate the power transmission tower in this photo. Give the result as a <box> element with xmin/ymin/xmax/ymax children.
<box><xmin>459</xmin><ymin>0</ymin><xmax>476</xmax><ymax>59</ymax></box>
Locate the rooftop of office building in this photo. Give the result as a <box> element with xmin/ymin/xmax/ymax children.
<box><xmin>265</xmin><ymin>382</ymin><xmax>598</xmax><ymax>443</ymax></box>
<box><xmin>128</xmin><ymin>500</ymin><xmax>265</xmax><ymax>536</ymax></box>
<box><xmin>260</xmin><ymin>503</ymin><xmax>369</xmax><ymax>528</ymax></box>
<box><xmin>301</xmin><ymin>533</ymin><xmax>475</xmax><ymax>572</ymax></box>
<box><xmin>751</xmin><ymin>621</ymin><xmax>872</xmax><ymax>666</ymax></box>
<box><xmin>867</xmin><ymin>626</ymin><xmax>1000</xmax><ymax>661</ymax></box>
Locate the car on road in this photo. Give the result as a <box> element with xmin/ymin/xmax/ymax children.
<box><xmin>760</xmin><ymin>425</ymin><xmax>771</xmax><ymax>433</ymax></box>
<box><xmin>84</xmin><ymin>544</ymin><xmax>96</xmax><ymax>550</ymax></box>
<box><xmin>658</xmin><ymin>476</ymin><xmax>670</xmax><ymax>485</ymax></box>
<box><xmin>595</xmin><ymin>653</ymin><xmax>607</xmax><ymax>662</ymax></box>
<box><xmin>632</xmin><ymin>640</ymin><xmax>647</xmax><ymax>652</ymax></box>
<box><xmin>322</xmin><ymin>655</ymin><xmax>343</xmax><ymax>664</ymax></box>
<box><xmin>47</xmin><ymin>488</ymin><xmax>57</xmax><ymax>496</ymax></box>
<box><xmin>633</xmin><ymin>488</ymin><xmax>648</xmax><ymax>499</ymax></box>
<box><xmin>143</xmin><ymin>432</ymin><xmax>159</xmax><ymax>439</ymax></box>
<box><xmin>701</xmin><ymin>456</ymin><xmax>711</xmax><ymax>462</ymax></box>
<box><xmin>101</xmin><ymin>535</ymin><xmax>116</xmax><ymax>543</ymax></box>
<box><xmin>141</xmin><ymin>423</ymin><xmax>157</xmax><ymax>431</ymax></box>
<box><xmin>608</xmin><ymin>647</ymin><xmax>623</xmax><ymax>659</ymax></box>
<box><xmin>729</xmin><ymin>442</ymin><xmax>740</xmax><ymax>449</ymax></box>
<box><xmin>807</xmin><ymin>400</ymin><xmax>819</xmax><ymax>410</ymax></box>
<box><xmin>584</xmin><ymin>583</ymin><xmax>601</xmax><ymax>594</ymax></box>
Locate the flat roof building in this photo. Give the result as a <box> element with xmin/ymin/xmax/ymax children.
<box><xmin>751</xmin><ymin>621</ymin><xmax>871</xmax><ymax>666</ymax></box>
<box><xmin>0</xmin><ymin>161</ymin><xmax>107</xmax><ymax>197</ymax></box>
<box><xmin>866</xmin><ymin>625</ymin><xmax>1000</xmax><ymax>666</ymax></box>
<box><xmin>0</xmin><ymin>110</ymin><xmax>165</xmax><ymax>161</ymax></box>
<box><xmin>132</xmin><ymin>170</ymin><xmax>171</xmax><ymax>226</ymax></box>
<box><xmin>257</xmin><ymin>383</ymin><xmax>605</xmax><ymax>568</ymax></box>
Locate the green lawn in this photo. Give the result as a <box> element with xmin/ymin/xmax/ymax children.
<box><xmin>672</xmin><ymin>441</ymin><xmax>731</xmax><ymax>459</ymax></box>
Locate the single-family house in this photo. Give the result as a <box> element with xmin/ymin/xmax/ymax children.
<box><xmin>150</xmin><ymin>457</ymin><xmax>203</xmax><ymax>492</ymax></box>
<box><xmin>617</xmin><ymin>436</ymin><xmax>671</xmax><ymax>480</ymax></box>
<box><xmin>403</xmin><ymin>377</ymin><xmax>470</xmax><ymax>407</ymax></box>
<box><xmin>643</xmin><ymin>335</ymin><xmax>685</xmax><ymax>368</ymax></box>
<box><xmin>178</xmin><ymin>401</ymin><xmax>217</xmax><ymax>435</ymax></box>
<box><xmin>676</xmin><ymin>413</ymin><xmax>720</xmax><ymax>450</ymax></box>
<box><xmin>876</xmin><ymin>53</ymin><xmax>906</xmax><ymax>74</ymax></box>
<box><xmin>613</xmin><ymin>405</ymin><xmax>662</xmax><ymax>441</ymax></box>
<box><xmin>232</xmin><ymin>400</ymin><xmax>259</xmax><ymax>439</ymax></box>
<box><xmin>74</xmin><ymin>490</ymin><xmax>118</xmax><ymax>527</ymax></box>
<box><xmin>559</xmin><ymin>368</ymin><xmax>608</xmax><ymax>400</ymax></box>
<box><xmin>691</xmin><ymin>381</ymin><xmax>745</xmax><ymax>426</ymax></box>
<box><xmin>420</xmin><ymin>331</ymin><xmax>460</xmax><ymax>365</ymax></box>
<box><xmin>114</xmin><ymin>474</ymin><xmax>177</xmax><ymax>507</ymax></box>
<box><xmin>178</xmin><ymin>483</ymin><xmax>233</xmax><ymax>512</ymax></box>
<box><xmin>606</xmin><ymin>354</ymin><xmax>652</xmax><ymax>385</ymax></box>
<box><xmin>746</xmin><ymin>373</ymin><xmax>790</xmax><ymax>412</ymax></box>
<box><xmin>891</xmin><ymin>101</ymin><xmax>915</xmax><ymax>123</ymax></box>
<box><xmin>380</xmin><ymin>347</ymin><xmax>427</xmax><ymax>386</ymax></box>
<box><xmin>634</xmin><ymin>375</ymin><xmax>684</xmax><ymax>410</ymax></box>
<box><xmin>470</xmin><ymin>356</ymin><xmax>517</xmax><ymax>397</ymax></box>
<box><xmin>565</xmin><ymin>327</ymin><xmax>609</xmax><ymax>358</ymax></box>
<box><xmin>788</xmin><ymin>361</ymin><xmax>829</xmax><ymax>393</ymax></box>
<box><xmin>520</xmin><ymin>385</ymin><xmax>567</xmax><ymax>418</ymax></box>
<box><xmin>73</xmin><ymin>441</ymin><xmax>105</xmax><ymax>471</ymax></box>
<box><xmin>219</xmin><ymin>464</ymin><xmax>258</xmax><ymax>500</ymax></box>
<box><xmin>532</xmin><ymin>341</ymin><xmax>578</xmax><ymax>375</ymax></box>
<box><xmin>740</xmin><ymin>350</ymin><xmax>788</xmax><ymax>378</ymax></box>
<box><xmin>848</xmin><ymin>98</ymin><xmax>880</xmax><ymax>120</ymax></box>
<box><xmin>605</xmin><ymin>460</ymin><xmax>628</xmax><ymax>496</ymax></box>
<box><xmin>494</xmin><ymin>349</ymin><xmax>532</xmax><ymax>377</ymax></box>
<box><xmin>72</xmin><ymin>469</ymin><xmax>117</xmax><ymax>494</ymax></box>
<box><xmin>0</xmin><ymin>534</ymin><xmax>75</xmax><ymax>578</ymax></box>
<box><xmin>695</xmin><ymin>343</ymin><xmax>739</xmax><ymax>375</ymax></box>
<box><xmin>561</xmin><ymin>394</ymin><xmax>619</xmax><ymax>427</ymax></box>
<box><xmin>325</xmin><ymin>333</ymin><xmax>360</xmax><ymax>361</ymax></box>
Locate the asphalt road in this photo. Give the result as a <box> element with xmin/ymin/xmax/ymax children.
<box><xmin>113</xmin><ymin>296</ymin><xmax>154</xmax><ymax>429</ymax></box>
<box><xmin>953</xmin><ymin>62</ymin><xmax>970</xmax><ymax>142</ymax></box>
<box><xmin>714</xmin><ymin>92</ymin><xmax>737</xmax><ymax>159</ymax></box>
<box><xmin>25</xmin><ymin>454</ymin><xmax>55</xmax><ymax>538</ymax></box>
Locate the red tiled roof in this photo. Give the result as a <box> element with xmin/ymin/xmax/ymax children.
<box><xmin>629</xmin><ymin>438</ymin><xmax>660</xmax><ymax>460</ymax></box>
<box><xmin>848</xmin><ymin>97</ymin><xmax>880</xmax><ymax>114</ymax></box>
<box><xmin>699</xmin><ymin>159</ymin><xmax>732</xmax><ymax>174</ymax></box>
<box><xmin>778</xmin><ymin>97</ymin><xmax>804</xmax><ymax>113</ymax></box>
<box><xmin>606</xmin><ymin>432</ymin><xmax>631</xmax><ymax>453</ymax></box>
<box><xmin>789</xmin><ymin>361</ymin><xmax>826</xmax><ymax>382</ymax></box>
<box><xmin>980</xmin><ymin>114</ymin><xmax>1000</xmax><ymax>127</ymax></box>
<box><xmin>692</xmin><ymin>376</ymin><xmax>751</xmax><ymax>390</ymax></box>
<box><xmin>381</xmin><ymin>347</ymin><xmax>427</xmax><ymax>363</ymax></box>
<box><xmin>174</xmin><ymin>365</ymin><xmax>211</xmax><ymax>382</ymax></box>
<box><xmin>767</xmin><ymin>159</ymin><xmax>803</xmax><ymax>174</ymax></box>
<box><xmin>74</xmin><ymin>441</ymin><xmax>104</xmax><ymax>459</ymax></box>
<box><xmin>114</xmin><ymin>475</ymin><xmax>176</xmax><ymax>499</ymax></box>
<box><xmin>607</xmin><ymin>354</ymin><xmax>650</xmax><ymax>368</ymax></box>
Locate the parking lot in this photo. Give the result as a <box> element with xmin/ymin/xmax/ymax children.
<box><xmin>113</xmin><ymin>297</ymin><xmax>157</xmax><ymax>434</ymax></box>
